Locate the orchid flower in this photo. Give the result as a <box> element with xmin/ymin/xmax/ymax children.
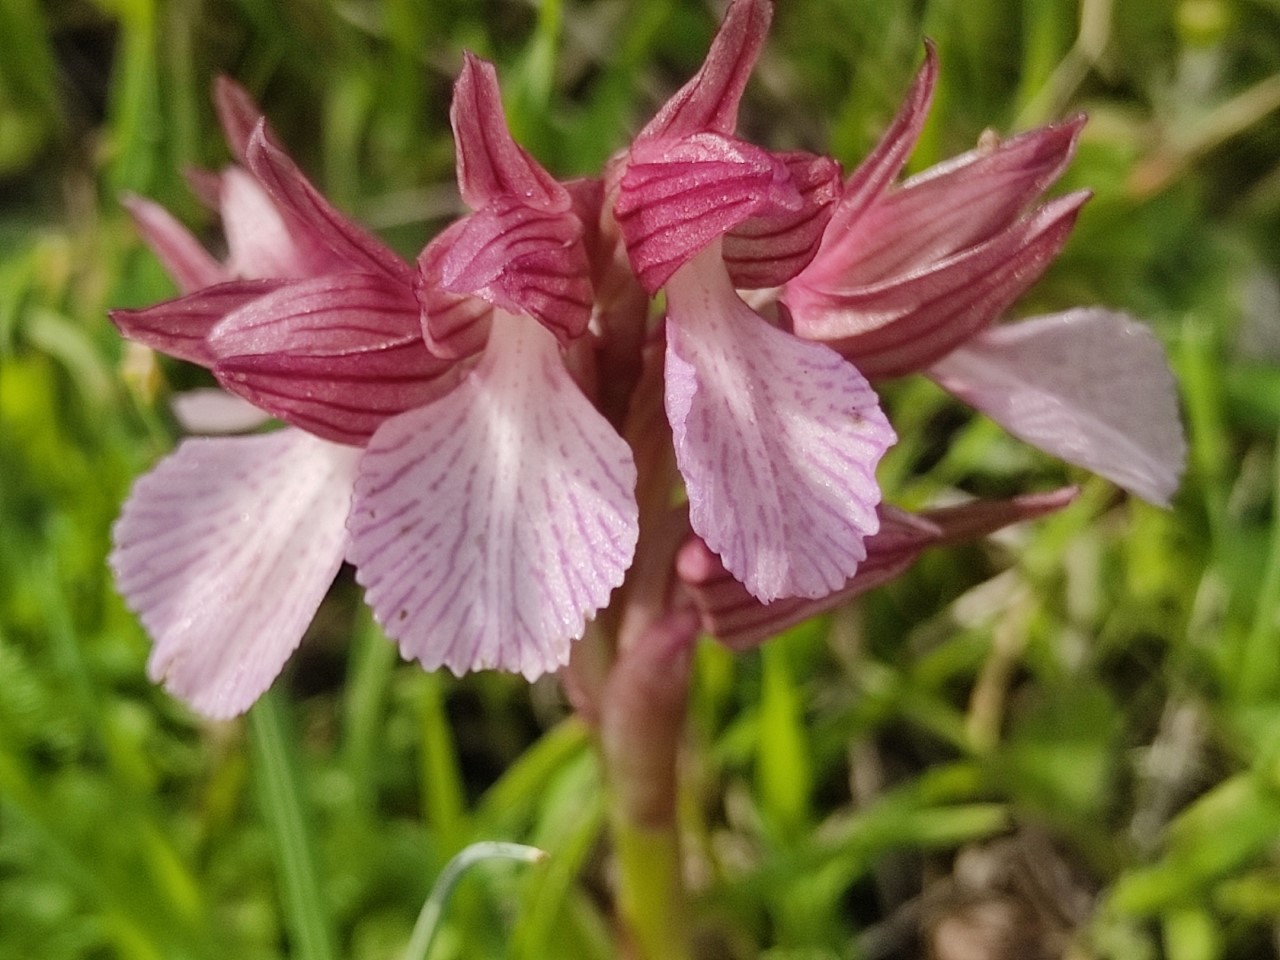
<box><xmin>344</xmin><ymin>55</ymin><xmax>639</xmax><ymax>680</ymax></box>
<box><xmin>781</xmin><ymin>48</ymin><xmax>1185</xmax><ymax>506</ymax></box>
<box><xmin>110</xmin><ymin>83</ymin><xmax>455</xmax><ymax>718</ymax></box>
<box><xmin>610</xmin><ymin>0</ymin><xmax>896</xmax><ymax>604</ymax></box>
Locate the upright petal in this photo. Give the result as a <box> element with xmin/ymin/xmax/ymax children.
<box><xmin>638</xmin><ymin>0</ymin><xmax>772</xmax><ymax>141</ymax></box>
<box><xmin>665</xmin><ymin>244</ymin><xmax>895</xmax><ymax>602</ymax></box>
<box><xmin>214</xmin><ymin>76</ymin><xmax>266</xmax><ymax>163</ymax></box>
<box><xmin>110</xmin><ymin>430</ymin><xmax>359</xmax><ymax>718</ymax></box>
<box><xmin>722</xmin><ymin>151</ymin><xmax>842</xmax><ymax>288</ymax></box>
<box><xmin>787</xmin><ymin>191</ymin><xmax>1087</xmax><ymax>377</ymax></box>
<box><xmin>122</xmin><ymin>194</ymin><xmax>226</xmax><ymax>294</ymax></box>
<box><xmin>219</xmin><ymin>166</ymin><xmax>340</xmax><ymax>280</ymax></box>
<box><xmin>928</xmin><ymin>308</ymin><xmax>1186</xmax><ymax>505</ymax></box>
<box><xmin>451</xmin><ymin>53</ymin><xmax>568</xmax><ymax>211</ymax></box>
<box><xmin>808</xmin><ymin>117</ymin><xmax>1085</xmax><ymax>291</ymax></box>
<box><xmin>348</xmin><ymin>311</ymin><xmax>639</xmax><ymax>679</ymax></box>
<box><xmin>245</xmin><ymin>122</ymin><xmax>415</xmax><ymax>284</ymax></box>
<box><xmin>830</xmin><ymin>41</ymin><xmax>937</xmax><ymax>234</ymax></box>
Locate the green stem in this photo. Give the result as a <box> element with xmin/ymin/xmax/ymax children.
<box><xmin>611</xmin><ymin>817</ymin><xmax>691</xmax><ymax>960</ymax></box>
<box><xmin>248</xmin><ymin>691</ymin><xmax>338</xmax><ymax>960</ymax></box>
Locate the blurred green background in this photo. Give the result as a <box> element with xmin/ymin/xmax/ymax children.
<box><xmin>3</xmin><ymin>0</ymin><xmax>1280</xmax><ymax>957</ymax></box>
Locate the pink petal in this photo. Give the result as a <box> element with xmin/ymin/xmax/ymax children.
<box><xmin>722</xmin><ymin>151</ymin><xmax>842</xmax><ymax>288</ymax></box>
<box><xmin>110</xmin><ymin>279</ymin><xmax>286</xmax><ymax>366</ymax></box>
<box><xmin>245</xmin><ymin>122</ymin><xmax>415</xmax><ymax>285</ymax></box>
<box><xmin>122</xmin><ymin>194</ymin><xmax>226</xmax><ymax>294</ymax></box>
<box><xmin>110</xmin><ymin>430</ymin><xmax>359</xmax><ymax>718</ymax></box>
<box><xmin>808</xmin><ymin>116</ymin><xmax>1085</xmax><ymax>291</ymax></box>
<box><xmin>677</xmin><ymin>507</ymin><xmax>940</xmax><ymax>650</ymax></box>
<box><xmin>831</xmin><ymin>41</ymin><xmax>937</xmax><ymax>233</ymax></box>
<box><xmin>787</xmin><ymin>191</ymin><xmax>1087</xmax><ymax>377</ymax></box>
<box><xmin>615</xmin><ymin>132</ymin><xmax>802</xmax><ymax>292</ymax></box>
<box><xmin>664</xmin><ymin>245</ymin><xmax>895</xmax><ymax>602</ymax></box>
<box><xmin>638</xmin><ymin>0</ymin><xmax>772</xmax><ymax>141</ymax></box>
<box><xmin>679</xmin><ymin>487</ymin><xmax>1078</xmax><ymax>649</ymax></box>
<box><xmin>209</xmin><ymin>273</ymin><xmax>458</xmax><ymax>446</ymax></box>
<box><xmin>348</xmin><ymin>311</ymin><xmax>639</xmax><ymax>680</ymax></box>
<box><xmin>214</xmin><ymin>76</ymin><xmax>265</xmax><ymax>163</ymax></box>
<box><xmin>218</xmin><ymin>166</ymin><xmax>331</xmax><ymax>281</ymax></box>
<box><xmin>171</xmin><ymin>388</ymin><xmax>272</xmax><ymax>434</ymax></box>
<box><xmin>928</xmin><ymin>309</ymin><xmax>1186</xmax><ymax>505</ymax></box>
<box><xmin>450</xmin><ymin>53</ymin><xmax>568</xmax><ymax>212</ymax></box>
<box><xmin>417</xmin><ymin>197</ymin><xmax>593</xmax><ymax>349</ymax></box>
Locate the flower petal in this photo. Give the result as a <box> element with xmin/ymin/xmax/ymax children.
<box><xmin>638</xmin><ymin>0</ymin><xmax>772</xmax><ymax>141</ymax></box>
<box><xmin>110</xmin><ymin>279</ymin><xmax>286</xmax><ymax>366</ymax></box>
<box><xmin>214</xmin><ymin>76</ymin><xmax>265</xmax><ymax>163</ymax></box>
<box><xmin>450</xmin><ymin>53</ymin><xmax>568</xmax><ymax>211</ymax></box>
<box><xmin>417</xmin><ymin>198</ymin><xmax>593</xmax><ymax>350</ymax></box>
<box><xmin>928</xmin><ymin>309</ymin><xmax>1186</xmax><ymax>505</ymax></box>
<box><xmin>809</xmin><ymin>116</ymin><xmax>1085</xmax><ymax>291</ymax></box>
<box><xmin>679</xmin><ymin>487</ymin><xmax>1078</xmax><ymax>649</ymax></box>
<box><xmin>209</xmin><ymin>273</ymin><xmax>458</xmax><ymax>445</ymax></box>
<box><xmin>245</xmin><ymin>122</ymin><xmax>415</xmax><ymax>284</ymax></box>
<box><xmin>616</xmin><ymin>132</ymin><xmax>802</xmax><ymax>292</ymax></box>
<box><xmin>219</xmin><ymin>166</ymin><xmax>339</xmax><ymax>280</ymax></box>
<box><xmin>348</xmin><ymin>311</ymin><xmax>639</xmax><ymax>680</ymax></box>
<box><xmin>831</xmin><ymin>41</ymin><xmax>937</xmax><ymax>233</ymax></box>
<box><xmin>722</xmin><ymin>151</ymin><xmax>842</xmax><ymax>288</ymax></box>
<box><xmin>122</xmin><ymin>194</ymin><xmax>226</xmax><ymax>294</ymax></box>
<box><xmin>665</xmin><ymin>245</ymin><xmax>895</xmax><ymax>602</ymax></box>
<box><xmin>171</xmin><ymin>388</ymin><xmax>272</xmax><ymax>434</ymax></box>
<box><xmin>110</xmin><ymin>430</ymin><xmax>359</xmax><ymax>718</ymax></box>
<box><xmin>677</xmin><ymin>507</ymin><xmax>939</xmax><ymax>649</ymax></box>
<box><xmin>787</xmin><ymin>191</ymin><xmax>1087</xmax><ymax>377</ymax></box>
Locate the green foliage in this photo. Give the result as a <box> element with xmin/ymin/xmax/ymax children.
<box><xmin>3</xmin><ymin>0</ymin><xmax>1280</xmax><ymax>957</ymax></box>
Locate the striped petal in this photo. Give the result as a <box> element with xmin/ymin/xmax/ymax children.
<box><xmin>928</xmin><ymin>309</ymin><xmax>1186</xmax><ymax>506</ymax></box>
<box><xmin>451</xmin><ymin>53</ymin><xmax>568</xmax><ymax>211</ymax></box>
<box><xmin>638</xmin><ymin>0</ymin><xmax>772</xmax><ymax>141</ymax></box>
<box><xmin>348</xmin><ymin>311</ymin><xmax>639</xmax><ymax>679</ymax></box>
<box><xmin>787</xmin><ymin>191</ymin><xmax>1087</xmax><ymax>377</ymax></box>
<box><xmin>665</xmin><ymin>244</ymin><xmax>895</xmax><ymax>602</ymax></box>
<box><xmin>209</xmin><ymin>273</ymin><xmax>459</xmax><ymax>446</ymax></box>
<box><xmin>110</xmin><ymin>279</ymin><xmax>285</xmax><ymax>366</ymax></box>
<box><xmin>615</xmin><ymin>132</ymin><xmax>802</xmax><ymax>293</ymax></box>
<box><xmin>110</xmin><ymin>430</ymin><xmax>359</xmax><ymax>718</ymax></box>
<box><xmin>245</xmin><ymin>122</ymin><xmax>415</xmax><ymax>284</ymax></box>
<box><xmin>417</xmin><ymin>197</ymin><xmax>593</xmax><ymax>350</ymax></box>
<box><xmin>723</xmin><ymin>151</ymin><xmax>842</xmax><ymax>288</ymax></box>
<box><xmin>679</xmin><ymin>487</ymin><xmax>1078</xmax><ymax>649</ymax></box>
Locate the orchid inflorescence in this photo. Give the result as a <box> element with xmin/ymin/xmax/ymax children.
<box><xmin>109</xmin><ymin>0</ymin><xmax>1185</xmax><ymax>719</ymax></box>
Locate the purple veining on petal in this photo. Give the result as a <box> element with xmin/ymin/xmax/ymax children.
<box><xmin>638</xmin><ymin>0</ymin><xmax>773</xmax><ymax>141</ymax></box>
<box><xmin>787</xmin><ymin>191</ymin><xmax>1088</xmax><ymax>377</ymax></box>
<box><xmin>348</xmin><ymin>311</ymin><xmax>639</xmax><ymax>678</ymax></box>
<box><xmin>110</xmin><ymin>279</ymin><xmax>287</xmax><ymax>367</ymax></box>
<box><xmin>616</xmin><ymin>133</ymin><xmax>802</xmax><ymax>293</ymax></box>
<box><xmin>110</xmin><ymin>429</ymin><xmax>359</xmax><ymax>718</ymax></box>
<box><xmin>664</xmin><ymin>243</ymin><xmax>895</xmax><ymax>602</ymax></box>
<box><xmin>451</xmin><ymin>53</ymin><xmax>569</xmax><ymax>211</ymax></box>
<box><xmin>209</xmin><ymin>273</ymin><xmax>459</xmax><ymax>444</ymax></box>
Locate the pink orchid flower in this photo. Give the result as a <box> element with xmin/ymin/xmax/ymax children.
<box><xmin>610</xmin><ymin>0</ymin><xmax>896</xmax><ymax>605</ymax></box>
<box><xmin>344</xmin><ymin>55</ymin><xmax>640</xmax><ymax>680</ymax></box>
<box><xmin>781</xmin><ymin>47</ymin><xmax>1185</xmax><ymax>506</ymax></box>
<box><xmin>110</xmin><ymin>84</ymin><xmax>454</xmax><ymax>719</ymax></box>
